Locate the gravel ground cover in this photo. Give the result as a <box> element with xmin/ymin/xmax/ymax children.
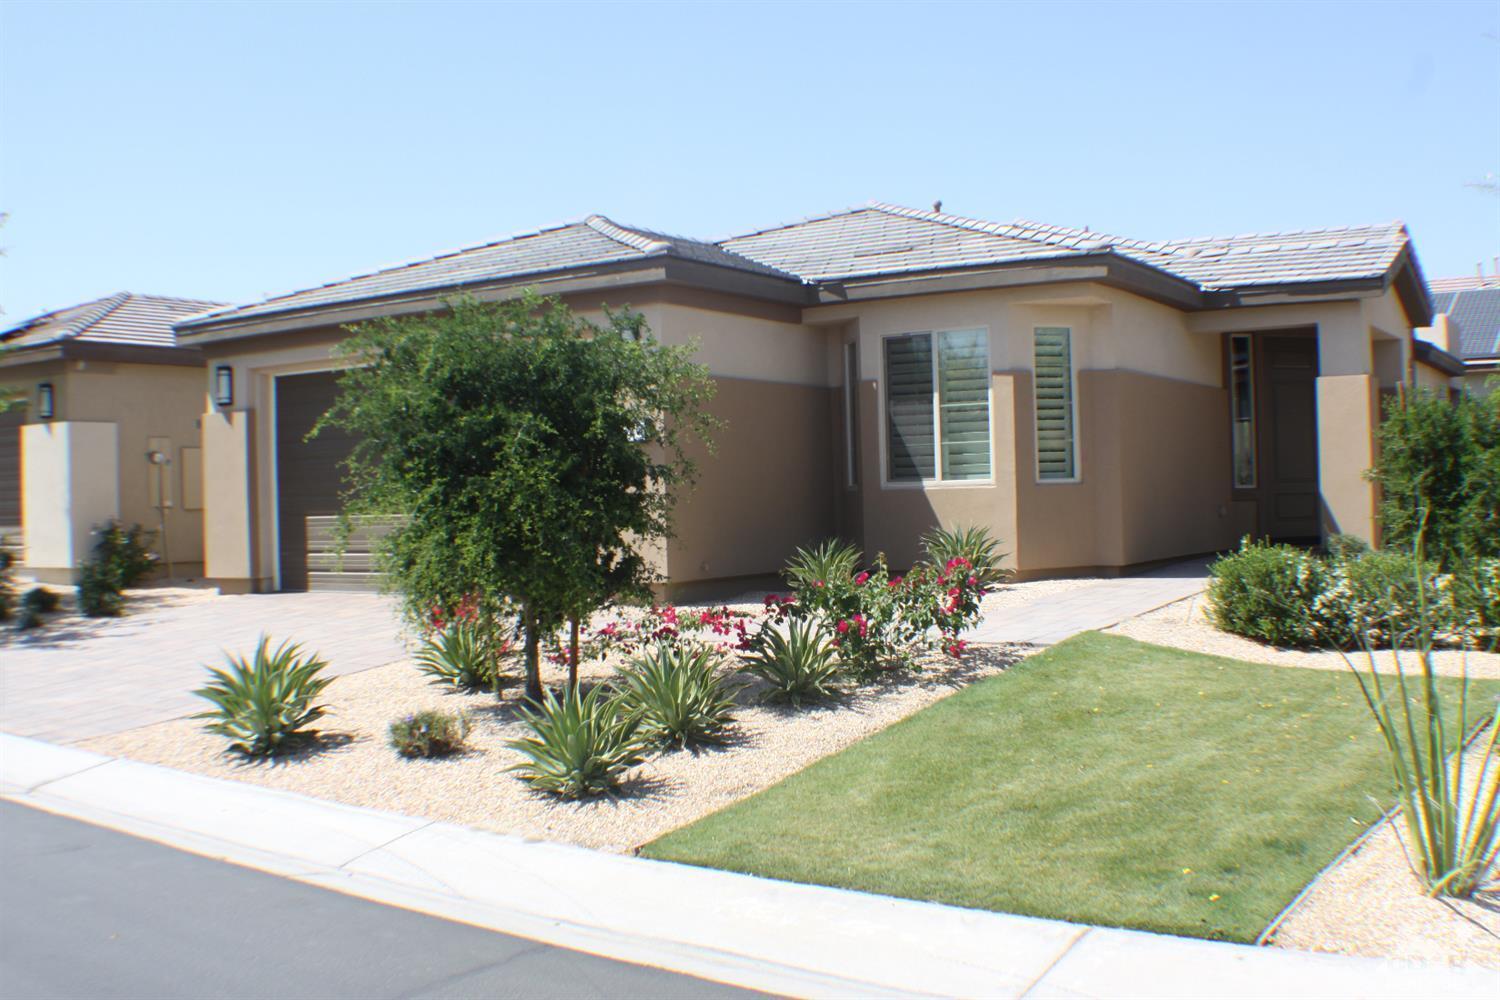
<box><xmin>1107</xmin><ymin>593</ymin><xmax>1500</xmax><ymax>679</ymax></box>
<box><xmin>83</xmin><ymin>588</ymin><xmax>1047</xmax><ymax>853</ymax></box>
<box><xmin>1269</xmin><ymin>741</ymin><xmax>1499</xmax><ymax>968</ymax></box>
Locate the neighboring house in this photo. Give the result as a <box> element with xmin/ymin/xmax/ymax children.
<box><xmin>0</xmin><ymin>293</ymin><xmax>224</xmax><ymax>583</ymax></box>
<box><xmin>175</xmin><ymin>203</ymin><xmax>1436</xmax><ymax>594</ymax></box>
<box><xmin>1424</xmin><ymin>274</ymin><xmax>1500</xmax><ymax>396</ymax></box>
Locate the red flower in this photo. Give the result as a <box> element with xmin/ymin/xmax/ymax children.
<box><xmin>815</xmin><ymin>580</ymin><xmax>826</xmax><ymax>589</ymax></box>
<box><xmin>968</xmin><ymin>575</ymin><xmax>978</xmax><ymax>587</ymax></box>
<box><xmin>854</xmin><ymin>571</ymin><xmax>870</xmax><ymax>586</ymax></box>
<box><xmin>836</xmin><ymin>619</ymin><xmax>850</xmax><ymax>634</ymax></box>
<box><xmin>888</xmin><ymin>576</ymin><xmax>903</xmax><ymax>589</ymax></box>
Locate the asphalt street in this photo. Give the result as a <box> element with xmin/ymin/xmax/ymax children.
<box><xmin>0</xmin><ymin>800</ymin><xmax>755</xmax><ymax>999</ymax></box>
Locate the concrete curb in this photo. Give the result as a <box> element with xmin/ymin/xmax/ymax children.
<box><xmin>1</xmin><ymin>732</ymin><xmax>1491</xmax><ymax>999</ymax></box>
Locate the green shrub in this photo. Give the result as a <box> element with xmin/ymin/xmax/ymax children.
<box><xmin>389</xmin><ymin>709</ymin><xmax>471</xmax><ymax>758</ymax></box>
<box><xmin>1347</xmin><ymin>597</ymin><xmax>1499</xmax><ymax>898</ymax></box>
<box><xmin>506</xmin><ymin>684</ymin><xmax>650</xmax><ymax>798</ymax></box>
<box><xmin>743</xmin><ymin>618</ymin><xmax>842</xmax><ymax>705</ymax></box>
<box><xmin>1314</xmin><ymin>549</ymin><xmax>1451</xmax><ymax>648</ymax></box>
<box><xmin>1371</xmin><ymin>388</ymin><xmax>1500</xmax><ymax>569</ymax></box>
<box><xmin>21</xmin><ymin>587</ymin><xmax>61</xmax><ymax>615</ymax></box>
<box><xmin>921</xmin><ymin>524</ymin><xmax>1011</xmax><ymax>588</ymax></box>
<box><xmin>1207</xmin><ymin>539</ymin><xmax>1327</xmax><ymax>648</ymax></box>
<box><xmin>192</xmin><ymin>636</ymin><xmax>333</xmax><ymax>756</ymax></box>
<box><xmin>1450</xmin><ymin>559</ymin><xmax>1500</xmax><ymax>651</ymax></box>
<box><xmin>0</xmin><ymin>547</ymin><xmax>15</xmax><ymax>622</ymax></box>
<box><xmin>615</xmin><ymin>643</ymin><xmax>738</xmax><ymax>748</ymax></box>
<box><xmin>76</xmin><ymin>561</ymin><xmax>124</xmax><ymax>618</ymax></box>
<box><xmin>415</xmin><ymin>620</ymin><xmax>503</xmax><ymax>692</ymax></box>
<box><xmin>91</xmin><ymin>521</ymin><xmax>159</xmax><ymax>587</ymax></box>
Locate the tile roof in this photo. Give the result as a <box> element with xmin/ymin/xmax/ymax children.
<box><xmin>1431</xmin><ymin>285</ymin><xmax>1500</xmax><ymax>360</ymax></box>
<box><xmin>177</xmin><ymin>203</ymin><xmax>1423</xmax><ymax>333</ymax></box>
<box><xmin>1429</xmin><ymin>275</ymin><xmax>1500</xmax><ymax>293</ymax></box>
<box><xmin>720</xmin><ymin>203</ymin><xmax>1413</xmax><ymax>291</ymax></box>
<box><xmin>182</xmin><ymin>216</ymin><xmax>798</xmax><ymax>327</ymax></box>
<box><xmin>2</xmin><ymin>293</ymin><xmax>225</xmax><ymax>351</ymax></box>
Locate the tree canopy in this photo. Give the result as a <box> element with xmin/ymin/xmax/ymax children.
<box><xmin>319</xmin><ymin>293</ymin><xmax>717</xmax><ymax>699</ymax></box>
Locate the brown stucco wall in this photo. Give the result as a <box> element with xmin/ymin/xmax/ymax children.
<box><xmin>666</xmin><ymin>375</ymin><xmax>836</xmax><ymax>585</ymax></box>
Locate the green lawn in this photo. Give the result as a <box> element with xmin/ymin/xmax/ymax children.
<box><xmin>646</xmin><ymin>632</ymin><xmax>1499</xmax><ymax>942</ymax></box>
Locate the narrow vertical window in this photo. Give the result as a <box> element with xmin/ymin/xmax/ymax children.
<box><xmin>1033</xmin><ymin>327</ymin><xmax>1077</xmax><ymax>480</ymax></box>
<box><xmin>1229</xmin><ymin>334</ymin><xmax>1256</xmax><ymax>488</ymax></box>
<box><xmin>937</xmin><ymin>329</ymin><xmax>991</xmax><ymax>480</ymax></box>
<box><xmin>885</xmin><ymin>334</ymin><xmax>936</xmax><ymax>482</ymax></box>
<box><xmin>843</xmin><ymin>342</ymin><xmax>859</xmax><ymax>487</ymax></box>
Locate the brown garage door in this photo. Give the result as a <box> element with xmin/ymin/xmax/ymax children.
<box><xmin>274</xmin><ymin>371</ymin><xmax>360</xmax><ymax>591</ymax></box>
<box><xmin>0</xmin><ymin>407</ymin><xmax>22</xmax><ymax>537</ymax></box>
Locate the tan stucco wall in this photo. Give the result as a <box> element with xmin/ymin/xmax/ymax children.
<box><xmin>3</xmin><ymin>359</ymin><xmax>205</xmax><ymax>574</ymax></box>
<box><xmin>1316</xmin><ymin>374</ymin><xmax>1379</xmax><ymax>542</ymax></box>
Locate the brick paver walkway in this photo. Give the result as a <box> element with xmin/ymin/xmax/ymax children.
<box><xmin>1</xmin><ymin>591</ymin><xmax>410</xmax><ymax>744</ymax></box>
<box><xmin>966</xmin><ymin>558</ymin><xmax>1211</xmax><ymax>646</ymax></box>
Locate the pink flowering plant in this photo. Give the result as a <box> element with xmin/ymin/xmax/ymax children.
<box><xmin>775</xmin><ymin>530</ymin><xmax>999</xmax><ymax>675</ymax></box>
<box><xmin>591</xmin><ymin>603</ymin><xmax>754</xmax><ymax>659</ymax></box>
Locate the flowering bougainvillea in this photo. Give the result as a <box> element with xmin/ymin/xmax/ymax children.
<box><xmin>592</xmin><ymin>604</ymin><xmax>754</xmax><ymax>659</ymax></box>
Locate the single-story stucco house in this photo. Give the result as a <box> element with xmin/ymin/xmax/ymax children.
<box><xmin>0</xmin><ymin>292</ymin><xmax>224</xmax><ymax>582</ymax></box>
<box><xmin>174</xmin><ymin>202</ymin><xmax>1445</xmax><ymax>595</ymax></box>
<box><xmin>1424</xmin><ymin>274</ymin><xmax>1500</xmax><ymax>396</ymax></box>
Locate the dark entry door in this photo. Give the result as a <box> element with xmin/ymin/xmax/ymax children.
<box><xmin>275</xmin><ymin>371</ymin><xmax>359</xmax><ymax>591</ymax></box>
<box><xmin>1258</xmin><ymin>335</ymin><xmax>1320</xmax><ymax>540</ymax></box>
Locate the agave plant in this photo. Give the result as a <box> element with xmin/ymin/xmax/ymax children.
<box><xmin>506</xmin><ymin>685</ymin><xmax>651</xmax><ymax>799</ymax></box>
<box><xmin>921</xmin><ymin>524</ymin><xmax>1010</xmax><ymax>587</ymax></box>
<box><xmin>416</xmin><ymin>620</ymin><xmax>509</xmax><ymax>692</ymax></box>
<box><xmin>785</xmin><ymin>538</ymin><xmax>862</xmax><ymax>591</ymax></box>
<box><xmin>193</xmin><ymin>636</ymin><xmax>332</xmax><ymax>756</ymax></box>
<box><xmin>743</xmin><ymin>618</ymin><xmax>842</xmax><ymax>706</ymax></box>
<box><xmin>615</xmin><ymin>643</ymin><xmax>739</xmax><ymax>749</ymax></box>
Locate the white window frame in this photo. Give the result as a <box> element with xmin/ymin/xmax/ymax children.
<box><xmin>879</xmin><ymin>326</ymin><xmax>994</xmax><ymax>489</ymax></box>
<box><xmin>1032</xmin><ymin>326</ymin><xmax>1081</xmax><ymax>484</ymax></box>
<box><xmin>842</xmin><ymin>341</ymin><xmax>859</xmax><ymax>489</ymax></box>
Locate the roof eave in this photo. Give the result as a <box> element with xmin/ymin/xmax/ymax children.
<box><xmin>1412</xmin><ymin>338</ymin><xmax>1467</xmax><ymax>377</ymax></box>
<box><xmin>0</xmin><ymin>340</ymin><xmax>204</xmax><ymax>370</ymax></box>
<box><xmin>176</xmin><ymin>255</ymin><xmax>812</xmax><ymax>345</ymax></box>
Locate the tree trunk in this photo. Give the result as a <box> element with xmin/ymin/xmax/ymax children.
<box><xmin>522</xmin><ymin>605</ymin><xmax>543</xmax><ymax>703</ymax></box>
<box><xmin>568</xmin><ymin>616</ymin><xmax>581</xmax><ymax>690</ymax></box>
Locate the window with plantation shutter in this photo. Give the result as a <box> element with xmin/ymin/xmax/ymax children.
<box><xmin>883</xmin><ymin>329</ymin><xmax>991</xmax><ymax>483</ymax></box>
<box><xmin>1033</xmin><ymin>327</ymin><xmax>1077</xmax><ymax>480</ymax></box>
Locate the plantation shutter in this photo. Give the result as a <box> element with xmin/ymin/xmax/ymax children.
<box><xmin>885</xmin><ymin>333</ymin><xmax>936</xmax><ymax>481</ymax></box>
<box><xmin>937</xmin><ymin>329</ymin><xmax>991</xmax><ymax>480</ymax></box>
<box><xmin>1033</xmin><ymin>327</ymin><xmax>1076</xmax><ymax>480</ymax></box>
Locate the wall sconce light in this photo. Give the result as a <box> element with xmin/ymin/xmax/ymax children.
<box><xmin>37</xmin><ymin>383</ymin><xmax>55</xmax><ymax>420</ymax></box>
<box><xmin>214</xmin><ymin>366</ymin><xmax>234</xmax><ymax>407</ymax></box>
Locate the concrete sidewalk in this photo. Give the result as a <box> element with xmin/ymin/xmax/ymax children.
<box><xmin>2</xmin><ymin>732</ymin><xmax>1487</xmax><ymax>999</ymax></box>
<box><xmin>967</xmin><ymin>559</ymin><xmax>1211</xmax><ymax>646</ymax></box>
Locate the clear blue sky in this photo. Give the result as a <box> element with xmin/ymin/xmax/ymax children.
<box><xmin>2</xmin><ymin>0</ymin><xmax>1497</xmax><ymax>323</ymax></box>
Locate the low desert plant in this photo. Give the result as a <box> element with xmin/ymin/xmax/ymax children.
<box><xmin>1346</xmin><ymin>589</ymin><xmax>1499</xmax><ymax>898</ymax></box>
<box><xmin>922</xmin><ymin>525</ymin><xmax>1010</xmax><ymax>588</ymax></box>
<box><xmin>615</xmin><ymin>643</ymin><xmax>739</xmax><ymax>748</ymax></box>
<box><xmin>1207</xmin><ymin>538</ymin><xmax>1327</xmax><ymax>647</ymax></box>
<box><xmin>784</xmin><ymin>538</ymin><xmax>861</xmax><ymax>593</ymax></box>
<box><xmin>91</xmin><ymin>520</ymin><xmax>159</xmax><ymax>588</ymax></box>
<box><xmin>506</xmin><ymin>684</ymin><xmax>650</xmax><ymax>798</ymax></box>
<box><xmin>192</xmin><ymin>636</ymin><xmax>333</xmax><ymax>756</ymax></box>
<box><xmin>21</xmin><ymin>586</ymin><xmax>61</xmax><ymax>615</ymax></box>
<box><xmin>743</xmin><ymin>618</ymin><xmax>842</xmax><ymax>705</ymax></box>
<box><xmin>415</xmin><ymin>620</ymin><xmax>505</xmax><ymax>692</ymax></box>
<box><xmin>76</xmin><ymin>561</ymin><xmax>124</xmax><ymax>618</ymax></box>
<box><xmin>389</xmin><ymin>709</ymin><xmax>472</xmax><ymax>758</ymax></box>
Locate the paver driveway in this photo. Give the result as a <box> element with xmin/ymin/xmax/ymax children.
<box><xmin>1</xmin><ymin>590</ymin><xmax>411</xmax><ymax>744</ymax></box>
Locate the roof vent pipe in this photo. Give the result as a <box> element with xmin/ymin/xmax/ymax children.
<box><xmin>932</xmin><ymin>200</ymin><xmax>942</xmax><ymax>214</ymax></box>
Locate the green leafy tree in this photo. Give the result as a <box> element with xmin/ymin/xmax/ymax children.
<box><xmin>319</xmin><ymin>293</ymin><xmax>717</xmax><ymax>701</ymax></box>
<box><xmin>1370</xmin><ymin>387</ymin><xmax>1500</xmax><ymax>568</ymax></box>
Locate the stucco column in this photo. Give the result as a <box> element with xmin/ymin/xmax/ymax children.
<box><xmin>1315</xmin><ymin>374</ymin><xmax>1379</xmax><ymax>543</ymax></box>
<box><xmin>21</xmin><ymin>421</ymin><xmax>120</xmax><ymax>581</ymax></box>
<box><xmin>201</xmin><ymin>408</ymin><xmax>257</xmax><ymax>592</ymax></box>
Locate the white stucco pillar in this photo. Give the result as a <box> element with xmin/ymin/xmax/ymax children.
<box><xmin>21</xmin><ymin>421</ymin><xmax>120</xmax><ymax>578</ymax></box>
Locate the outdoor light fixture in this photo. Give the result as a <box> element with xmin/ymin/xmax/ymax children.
<box><xmin>37</xmin><ymin>383</ymin><xmax>54</xmax><ymax>419</ymax></box>
<box><xmin>213</xmin><ymin>366</ymin><xmax>234</xmax><ymax>407</ymax></box>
